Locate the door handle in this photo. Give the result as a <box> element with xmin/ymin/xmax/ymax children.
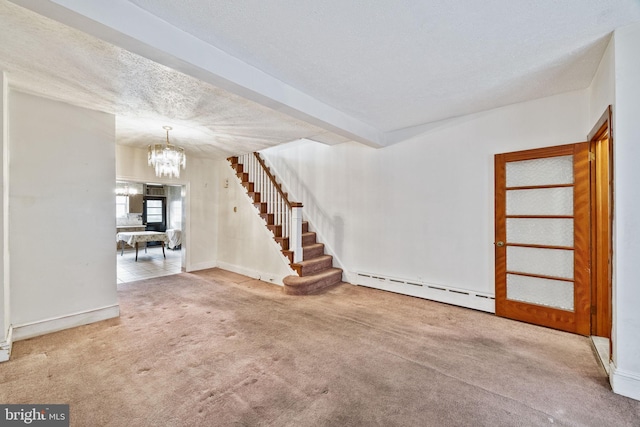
<box><xmin>495</xmin><ymin>241</ymin><xmax>505</xmax><ymax>247</ymax></box>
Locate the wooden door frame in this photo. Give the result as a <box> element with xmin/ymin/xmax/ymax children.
<box><xmin>588</xmin><ymin>106</ymin><xmax>613</xmax><ymax>339</ymax></box>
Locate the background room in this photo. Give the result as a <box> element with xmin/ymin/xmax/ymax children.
<box><xmin>115</xmin><ymin>181</ymin><xmax>185</xmax><ymax>283</ymax></box>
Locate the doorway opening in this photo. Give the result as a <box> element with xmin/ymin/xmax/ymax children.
<box><xmin>494</xmin><ymin>106</ymin><xmax>614</xmax><ymax>343</ymax></box>
<box><xmin>116</xmin><ymin>181</ymin><xmax>186</xmax><ymax>284</ymax></box>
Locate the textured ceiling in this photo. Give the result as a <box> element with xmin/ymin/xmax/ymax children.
<box><xmin>126</xmin><ymin>0</ymin><xmax>640</xmax><ymax>133</ymax></box>
<box><xmin>0</xmin><ymin>0</ymin><xmax>349</xmax><ymax>158</ymax></box>
<box><xmin>3</xmin><ymin>0</ymin><xmax>640</xmax><ymax>156</ymax></box>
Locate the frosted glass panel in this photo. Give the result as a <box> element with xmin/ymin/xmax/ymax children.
<box><xmin>507</xmin><ymin>187</ymin><xmax>573</xmax><ymax>216</ymax></box>
<box><xmin>507</xmin><ymin>218</ymin><xmax>573</xmax><ymax>247</ymax></box>
<box><xmin>507</xmin><ymin>246</ymin><xmax>573</xmax><ymax>279</ymax></box>
<box><xmin>506</xmin><ymin>155</ymin><xmax>573</xmax><ymax>187</ymax></box>
<box><xmin>507</xmin><ymin>274</ymin><xmax>574</xmax><ymax>311</ymax></box>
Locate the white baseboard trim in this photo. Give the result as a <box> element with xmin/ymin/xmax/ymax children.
<box><xmin>186</xmin><ymin>260</ymin><xmax>218</xmax><ymax>272</ymax></box>
<box><xmin>610</xmin><ymin>363</ymin><xmax>640</xmax><ymax>401</ymax></box>
<box><xmin>351</xmin><ymin>271</ymin><xmax>495</xmax><ymax>313</ymax></box>
<box><xmin>216</xmin><ymin>261</ymin><xmax>285</xmax><ymax>286</ymax></box>
<box><xmin>12</xmin><ymin>304</ymin><xmax>120</xmax><ymax>342</ymax></box>
<box><xmin>0</xmin><ymin>326</ymin><xmax>13</xmax><ymax>363</ymax></box>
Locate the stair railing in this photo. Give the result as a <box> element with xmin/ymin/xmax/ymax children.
<box><xmin>236</xmin><ymin>152</ymin><xmax>304</xmax><ymax>263</ymax></box>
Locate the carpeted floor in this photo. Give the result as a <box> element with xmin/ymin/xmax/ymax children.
<box><xmin>1</xmin><ymin>268</ymin><xmax>639</xmax><ymax>426</ymax></box>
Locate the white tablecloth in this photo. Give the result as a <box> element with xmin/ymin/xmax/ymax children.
<box><xmin>166</xmin><ymin>229</ymin><xmax>182</xmax><ymax>249</ymax></box>
<box><xmin>116</xmin><ymin>231</ymin><xmax>168</xmax><ymax>246</ymax></box>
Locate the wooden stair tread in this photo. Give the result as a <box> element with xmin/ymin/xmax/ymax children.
<box><xmin>302</xmin><ymin>232</ymin><xmax>317</xmax><ymax>245</ymax></box>
<box><xmin>282</xmin><ymin>250</ymin><xmax>294</xmax><ymax>263</ymax></box>
<box><xmin>285</xmin><ymin>267</ymin><xmax>342</xmax><ymax>282</ymax></box>
<box><xmin>267</xmin><ymin>224</ymin><xmax>283</xmax><ymax>237</ymax></box>
<box><xmin>291</xmin><ymin>254</ymin><xmax>332</xmax><ymax>277</ymax></box>
<box><xmin>303</xmin><ymin>242</ymin><xmax>323</xmax><ymax>250</ymax></box>
<box><xmin>283</xmin><ymin>268</ymin><xmax>343</xmax><ymax>295</ymax></box>
<box><xmin>302</xmin><ymin>243</ymin><xmax>324</xmax><ymax>257</ymax></box>
<box><xmin>275</xmin><ymin>237</ymin><xmax>289</xmax><ymax>250</ymax></box>
<box><xmin>292</xmin><ymin>254</ymin><xmax>332</xmax><ymax>268</ymax></box>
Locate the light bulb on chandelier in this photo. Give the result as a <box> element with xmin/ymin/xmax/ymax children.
<box><xmin>148</xmin><ymin>126</ymin><xmax>186</xmax><ymax>178</ymax></box>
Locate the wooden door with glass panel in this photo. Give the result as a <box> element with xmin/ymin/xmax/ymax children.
<box><xmin>495</xmin><ymin>143</ymin><xmax>590</xmax><ymax>335</ymax></box>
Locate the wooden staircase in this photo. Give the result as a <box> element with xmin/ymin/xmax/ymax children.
<box><xmin>284</xmin><ymin>221</ymin><xmax>343</xmax><ymax>295</ymax></box>
<box><xmin>228</xmin><ymin>155</ymin><xmax>342</xmax><ymax>295</ymax></box>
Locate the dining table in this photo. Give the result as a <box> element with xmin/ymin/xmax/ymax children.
<box><xmin>116</xmin><ymin>231</ymin><xmax>168</xmax><ymax>261</ymax></box>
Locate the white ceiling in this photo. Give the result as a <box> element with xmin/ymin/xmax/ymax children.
<box><xmin>3</xmin><ymin>0</ymin><xmax>640</xmax><ymax>157</ymax></box>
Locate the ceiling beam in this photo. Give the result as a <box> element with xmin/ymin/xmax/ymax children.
<box><xmin>10</xmin><ymin>0</ymin><xmax>386</xmax><ymax>148</ymax></box>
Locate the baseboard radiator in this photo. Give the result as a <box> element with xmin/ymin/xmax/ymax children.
<box><xmin>353</xmin><ymin>272</ymin><xmax>495</xmax><ymax>313</ymax></box>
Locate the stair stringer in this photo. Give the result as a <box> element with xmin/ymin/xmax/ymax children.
<box><xmin>259</xmin><ymin>151</ymin><xmax>348</xmax><ymax>282</ymax></box>
<box><xmin>217</xmin><ymin>160</ymin><xmax>296</xmax><ymax>285</ymax></box>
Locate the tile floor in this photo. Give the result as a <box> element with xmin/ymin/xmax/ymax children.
<box><xmin>116</xmin><ymin>245</ymin><xmax>183</xmax><ymax>284</ymax></box>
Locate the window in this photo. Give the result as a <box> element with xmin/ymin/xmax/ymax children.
<box><xmin>146</xmin><ymin>199</ymin><xmax>163</xmax><ymax>223</ymax></box>
<box><xmin>116</xmin><ymin>195</ymin><xmax>128</xmax><ymax>217</ymax></box>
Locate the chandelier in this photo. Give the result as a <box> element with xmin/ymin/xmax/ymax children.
<box><xmin>148</xmin><ymin>126</ymin><xmax>186</xmax><ymax>178</ymax></box>
<box><xmin>115</xmin><ymin>182</ymin><xmax>139</xmax><ymax>196</ymax></box>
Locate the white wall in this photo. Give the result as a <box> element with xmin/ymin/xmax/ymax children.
<box><xmin>115</xmin><ymin>144</ymin><xmax>218</xmax><ymax>271</ymax></box>
<box><xmin>263</xmin><ymin>89</ymin><xmax>588</xmax><ymax>310</ymax></box>
<box><xmin>167</xmin><ymin>185</ymin><xmax>183</xmax><ymax>230</ymax></box>
<box><xmin>215</xmin><ymin>159</ymin><xmax>295</xmax><ymax>284</ymax></box>
<box><xmin>588</xmin><ymin>37</ymin><xmax>615</xmax><ymax>126</ymax></box>
<box><xmin>9</xmin><ymin>91</ymin><xmax>119</xmax><ymax>339</ymax></box>
<box><xmin>609</xmin><ymin>22</ymin><xmax>640</xmax><ymax>401</ymax></box>
<box><xmin>0</xmin><ymin>72</ymin><xmax>9</xmax><ymax>359</ymax></box>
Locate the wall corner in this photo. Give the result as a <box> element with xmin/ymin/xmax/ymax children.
<box><xmin>1</xmin><ymin>71</ymin><xmax>10</xmax><ymax>350</ymax></box>
<box><xmin>0</xmin><ymin>325</ymin><xmax>12</xmax><ymax>363</ymax></box>
<box><xmin>610</xmin><ymin>362</ymin><xmax>640</xmax><ymax>401</ymax></box>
